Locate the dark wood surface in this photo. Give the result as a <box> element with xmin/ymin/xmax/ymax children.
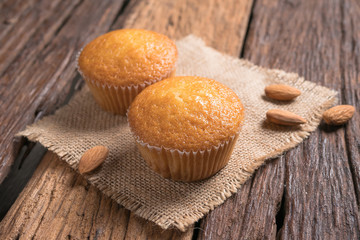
<box><xmin>0</xmin><ymin>0</ymin><xmax>359</xmax><ymax>239</ymax></box>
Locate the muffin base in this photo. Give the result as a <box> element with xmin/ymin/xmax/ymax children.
<box><xmin>135</xmin><ymin>133</ymin><xmax>239</xmax><ymax>182</ymax></box>
<box><xmin>83</xmin><ymin>69</ymin><xmax>176</xmax><ymax>115</ymax></box>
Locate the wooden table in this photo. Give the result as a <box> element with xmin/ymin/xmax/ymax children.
<box><xmin>0</xmin><ymin>0</ymin><xmax>359</xmax><ymax>239</ymax></box>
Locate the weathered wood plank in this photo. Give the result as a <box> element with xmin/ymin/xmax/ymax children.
<box><xmin>340</xmin><ymin>0</ymin><xmax>360</xmax><ymax>206</ymax></box>
<box><xmin>113</xmin><ymin>0</ymin><xmax>254</xmax><ymax>55</ymax></box>
<box><xmin>199</xmin><ymin>0</ymin><xmax>360</xmax><ymax>239</ymax></box>
<box><xmin>239</xmin><ymin>0</ymin><xmax>360</xmax><ymax>239</ymax></box>
<box><xmin>0</xmin><ymin>0</ymin><xmax>80</xmax><ymax>182</ymax></box>
<box><xmin>0</xmin><ymin>0</ymin><xmax>79</xmax><ymax>75</ymax></box>
<box><xmin>280</xmin><ymin>131</ymin><xmax>359</xmax><ymax>239</ymax></box>
<box><xmin>0</xmin><ymin>0</ymin><xmax>124</xmax><ymax>183</ymax></box>
<box><xmin>199</xmin><ymin>157</ymin><xmax>285</xmax><ymax>240</ymax></box>
<box><xmin>1</xmin><ymin>0</ymin><xmax>254</xmax><ymax>239</ymax></box>
<box><xmin>0</xmin><ymin>0</ymin><xmax>35</xmax><ymax>36</ymax></box>
<box><xmin>0</xmin><ymin>143</ymin><xmax>47</xmax><ymax>220</ymax></box>
<box><xmin>0</xmin><ymin>152</ymin><xmax>130</xmax><ymax>239</ymax></box>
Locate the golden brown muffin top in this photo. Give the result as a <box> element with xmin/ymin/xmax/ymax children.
<box><xmin>78</xmin><ymin>29</ymin><xmax>177</xmax><ymax>86</ymax></box>
<box><xmin>128</xmin><ymin>76</ymin><xmax>244</xmax><ymax>151</ymax></box>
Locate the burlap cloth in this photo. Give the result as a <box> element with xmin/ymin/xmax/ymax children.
<box><xmin>19</xmin><ymin>35</ymin><xmax>337</xmax><ymax>231</ymax></box>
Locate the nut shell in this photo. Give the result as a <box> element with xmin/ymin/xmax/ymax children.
<box><xmin>78</xmin><ymin>146</ymin><xmax>109</xmax><ymax>174</ymax></box>
<box><xmin>265</xmin><ymin>84</ymin><xmax>301</xmax><ymax>101</ymax></box>
<box><xmin>266</xmin><ymin>109</ymin><xmax>306</xmax><ymax>126</ymax></box>
<box><xmin>322</xmin><ymin>105</ymin><xmax>355</xmax><ymax>125</ymax></box>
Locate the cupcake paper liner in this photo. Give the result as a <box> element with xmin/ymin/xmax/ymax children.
<box><xmin>76</xmin><ymin>49</ymin><xmax>176</xmax><ymax>115</ymax></box>
<box><xmin>135</xmin><ymin>133</ymin><xmax>239</xmax><ymax>182</ymax></box>
<box><xmin>85</xmin><ymin>78</ymin><xmax>154</xmax><ymax>115</ymax></box>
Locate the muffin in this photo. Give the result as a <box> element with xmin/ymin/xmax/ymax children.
<box><xmin>77</xmin><ymin>29</ymin><xmax>177</xmax><ymax>115</ymax></box>
<box><xmin>128</xmin><ymin>76</ymin><xmax>244</xmax><ymax>182</ymax></box>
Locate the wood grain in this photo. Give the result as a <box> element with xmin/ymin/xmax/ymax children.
<box><xmin>340</xmin><ymin>0</ymin><xmax>360</xmax><ymax>207</ymax></box>
<box><xmin>242</xmin><ymin>0</ymin><xmax>360</xmax><ymax>239</ymax></box>
<box><xmin>0</xmin><ymin>0</ymin><xmax>124</xmax><ymax>183</ymax></box>
<box><xmin>0</xmin><ymin>152</ymin><xmax>131</xmax><ymax>239</ymax></box>
<box><xmin>197</xmin><ymin>0</ymin><xmax>360</xmax><ymax>239</ymax></box>
<box><xmin>0</xmin><ymin>143</ymin><xmax>47</xmax><ymax>220</ymax></box>
<box><xmin>0</xmin><ymin>0</ymin><xmax>36</xmax><ymax>38</ymax></box>
<box><xmin>0</xmin><ymin>0</ymin><xmax>76</xmax><ymax>75</ymax></box>
<box><xmin>113</xmin><ymin>0</ymin><xmax>254</xmax><ymax>55</ymax></box>
<box><xmin>0</xmin><ymin>0</ymin><xmax>254</xmax><ymax>239</ymax></box>
<box><xmin>199</xmin><ymin>157</ymin><xmax>285</xmax><ymax>240</ymax></box>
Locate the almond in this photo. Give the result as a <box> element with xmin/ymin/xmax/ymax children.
<box><xmin>266</xmin><ymin>109</ymin><xmax>307</xmax><ymax>126</ymax></box>
<box><xmin>78</xmin><ymin>145</ymin><xmax>109</xmax><ymax>174</ymax></box>
<box><xmin>265</xmin><ymin>84</ymin><xmax>301</xmax><ymax>101</ymax></box>
<box><xmin>322</xmin><ymin>105</ymin><xmax>355</xmax><ymax>125</ymax></box>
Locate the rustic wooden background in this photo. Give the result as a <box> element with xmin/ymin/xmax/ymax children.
<box><xmin>0</xmin><ymin>0</ymin><xmax>359</xmax><ymax>239</ymax></box>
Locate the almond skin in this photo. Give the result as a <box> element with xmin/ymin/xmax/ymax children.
<box><xmin>78</xmin><ymin>145</ymin><xmax>109</xmax><ymax>174</ymax></box>
<box><xmin>322</xmin><ymin>105</ymin><xmax>355</xmax><ymax>125</ymax></box>
<box><xmin>265</xmin><ymin>84</ymin><xmax>301</xmax><ymax>101</ymax></box>
<box><xmin>266</xmin><ymin>109</ymin><xmax>307</xmax><ymax>126</ymax></box>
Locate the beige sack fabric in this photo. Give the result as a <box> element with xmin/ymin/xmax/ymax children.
<box><xmin>19</xmin><ymin>35</ymin><xmax>337</xmax><ymax>231</ymax></box>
